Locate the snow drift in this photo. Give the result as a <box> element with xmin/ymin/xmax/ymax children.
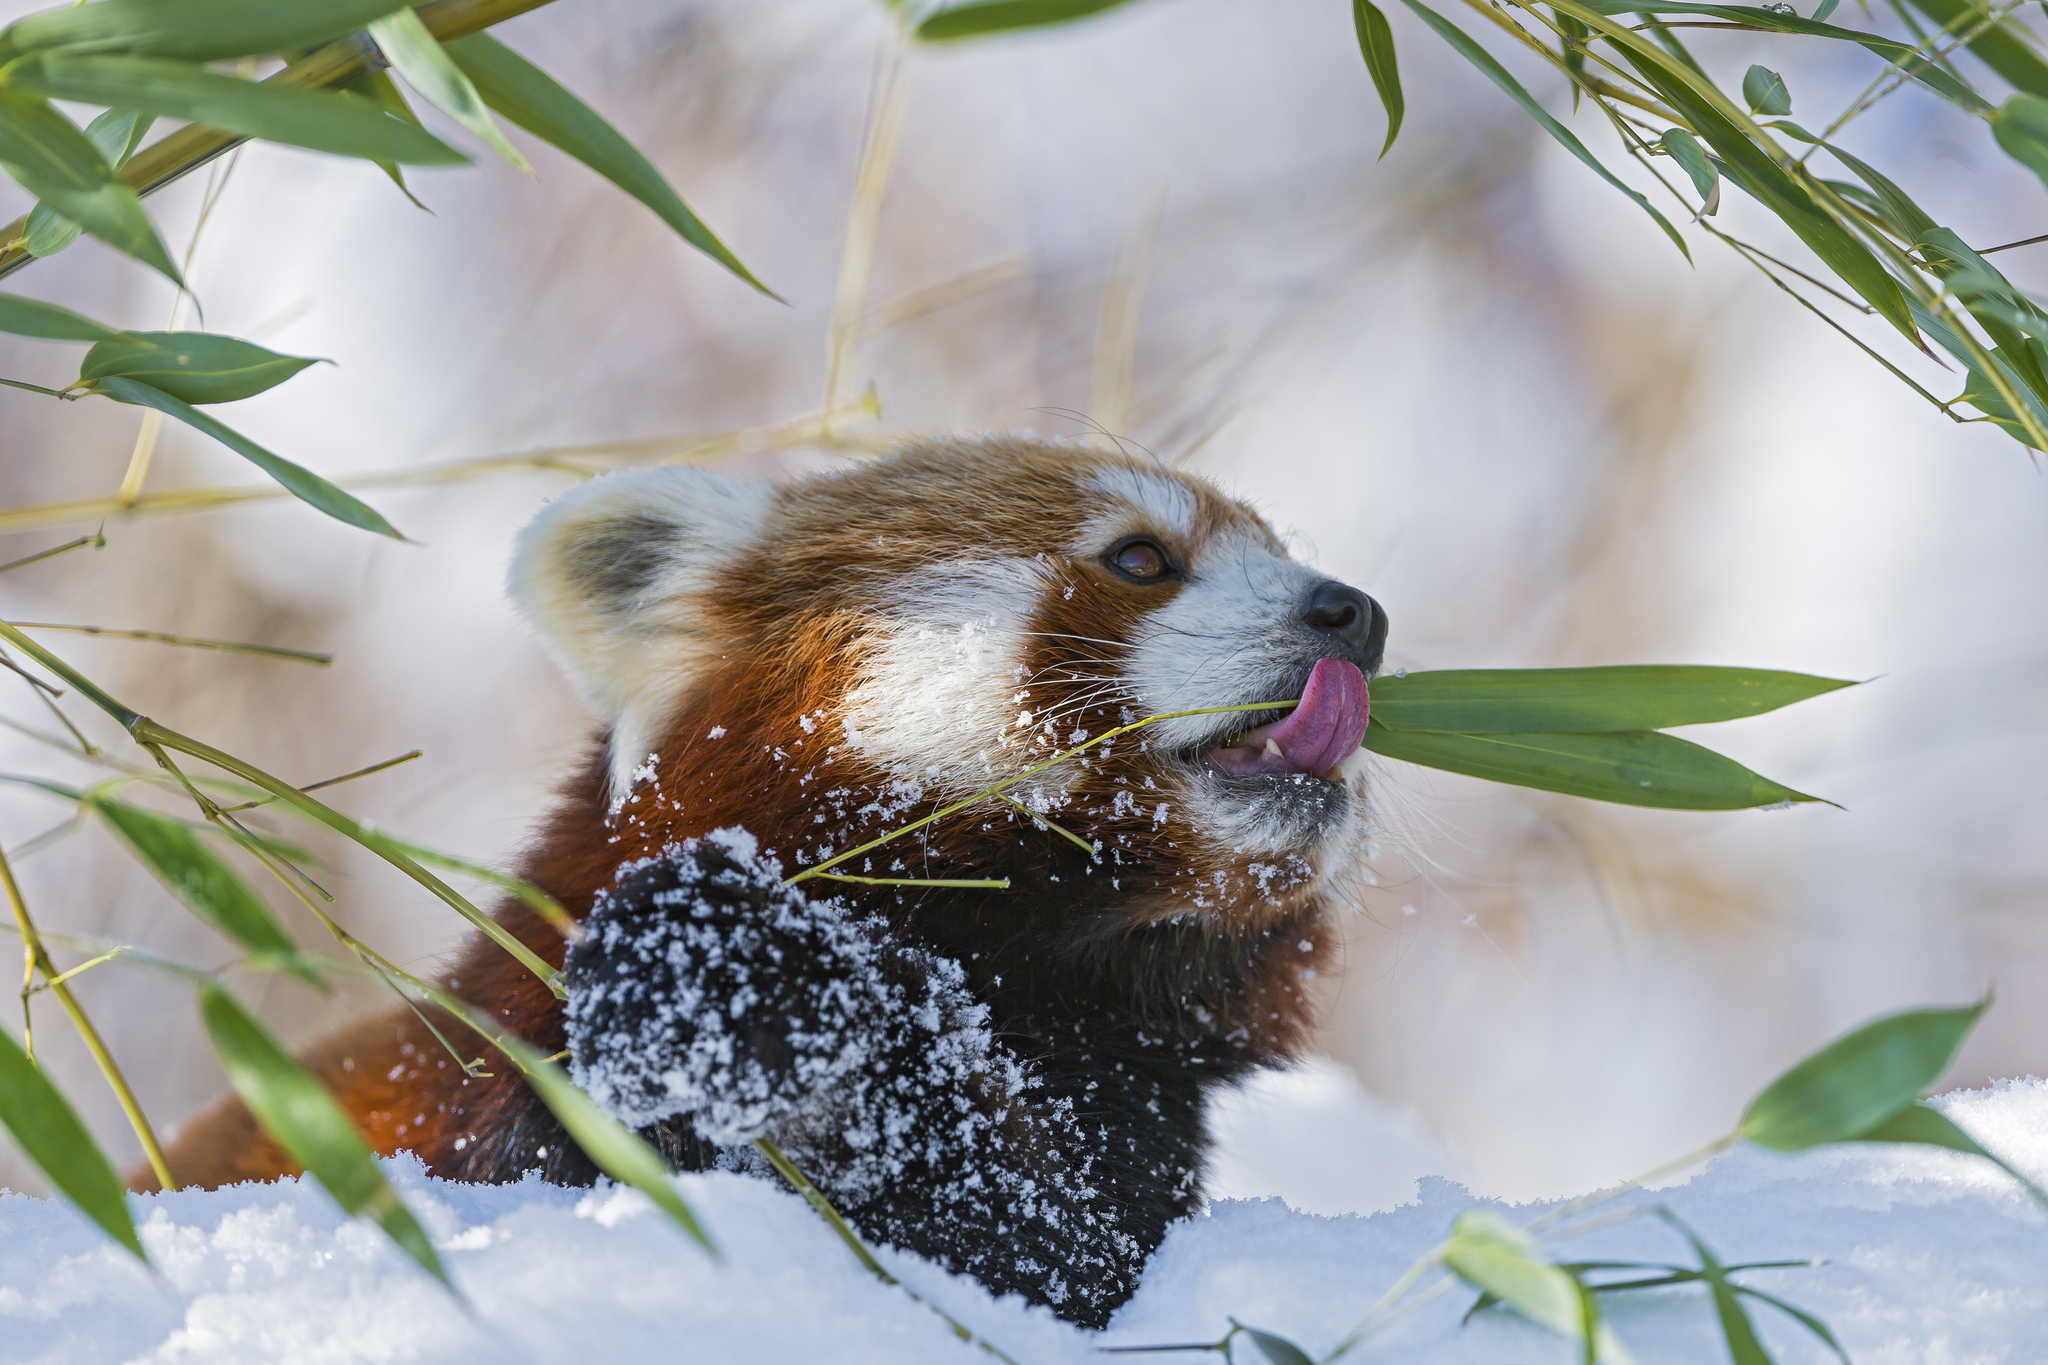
<box><xmin>3</xmin><ymin>1067</ymin><xmax>2044</xmax><ymax>1365</ymax></box>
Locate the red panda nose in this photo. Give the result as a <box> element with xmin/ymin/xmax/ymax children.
<box><xmin>1301</xmin><ymin>580</ymin><xmax>1389</xmax><ymax>674</ymax></box>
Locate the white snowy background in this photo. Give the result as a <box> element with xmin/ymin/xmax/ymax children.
<box><xmin>2</xmin><ymin>0</ymin><xmax>2046</xmax><ymax>1359</ymax></box>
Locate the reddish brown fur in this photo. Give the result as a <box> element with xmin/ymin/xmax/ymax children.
<box><xmin>145</xmin><ymin>441</ymin><xmax>1344</xmax><ymax>1192</ymax></box>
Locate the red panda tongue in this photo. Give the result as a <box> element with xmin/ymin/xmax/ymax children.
<box><xmin>1205</xmin><ymin>658</ymin><xmax>1370</xmax><ymax>779</ymax></box>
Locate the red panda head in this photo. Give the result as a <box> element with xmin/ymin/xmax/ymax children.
<box><xmin>511</xmin><ymin>436</ymin><xmax>1387</xmax><ymax>933</ymax></box>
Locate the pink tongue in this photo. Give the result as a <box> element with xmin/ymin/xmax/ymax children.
<box><xmin>1206</xmin><ymin>658</ymin><xmax>1370</xmax><ymax>779</ymax></box>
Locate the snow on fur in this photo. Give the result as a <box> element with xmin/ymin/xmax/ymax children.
<box><xmin>4</xmin><ymin>1073</ymin><xmax>2045</xmax><ymax>1364</ymax></box>
<box><xmin>561</xmin><ymin>829</ymin><xmax>1143</xmax><ymax>1319</ymax></box>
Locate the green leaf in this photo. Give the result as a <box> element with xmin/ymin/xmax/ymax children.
<box><xmin>1819</xmin><ymin>142</ymin><xmax>1935</xmax><ymax>243</ymax></box>
<box><xmin>23</xmin><ymin>107</ymin><xmax>153</xmax><ymax>258</ymax></box>
<box><xmin>0</xmin><ymin>291</ymin><xmax>123</xmax><ymax>342</ymax></box>
<box><xmin>0</xmin><ymin>1023</ymin><xmax>145</xmax><ymax>1259</ymax></box>
<box><xmin>3</xmin><ymin>54</ymin><xmax>468</xmax><ymax>167</ymax></box>
<box><xmin>1232</xmin><ymin>1323</ymin><xmax>1316</xmax><ymax>1365</ymax></box>
<box><xmin>1993</xmin><ymin>95</ymin><xmax>2048</xmax><ymax>194</ymax></box>
<box><xmin>1852</xmin><ymin>1099</ymin><xmax>2048</xmax><ymax>1206</ymax></box>
<box><xmin>1353</xmin><ymin>1</ymin><xmax>1404</xmax><ymax>160</ymax></box>
<box><xmin>1742</xmin><ymin>64</ymin><xmax>1792</xmax><ymax>115</ymax></box>
<box><xmin>1732</xmin><ymin>1285</ymin><xmax>1851</xmax><ymax>1364</ymax></box>
<box><xmin>1919</xmin><ymin>226</ymin><xmax>2048</xmax><ymax>405</ymax></box>
<box><xmin>343</xmin><ymin>69</ymin><xmax>430</xmax><ymax>210</ymax></box>
<box><xmin>89</xmin><ymin>795</ymin><xmax>318</xmax><ymax>988</ymax></box>
<box><xmin>368</xmin><ymin>8</ymin><xmax>527</xmax><ymax>171</ymax></box>
<box><xmin>1902</xmin><ymin>0</ymin><xmax>2048</xmax><ymax>102</ymax></box>
<box><xmin>1740</xmin><ymin>999</ymin><xmax>1987</xmax><ymax>1150</ymax></box>
<box><xmin>0</xmin><ymin>91</ymin><xmax>181</xmax><ymax>285</ymax></box>
<box><xmin>1394</xmin><ymin>0</ymin><xmax>1690</xmax><ymax>258</ymax></box>
<box><xmin>80</xmin><ymin>331</ymin><xmax>322</xmax><ymax>404</ymax></box>
<box><xmin>1813</xmin><ymin>0</ymin><xmax>1840</xmax><ymax>18</ymax></box>
<box><xmin>916</xmin><ymin>0</ymin><xmax>1147</xmax><ymax>40</ymax></box>
<box><xmin>1614</xmin><ymin>49</ymin><xmax>1917</xmax><ymax>340</ymax></box>
<box><xmin>1368</xmin><ymin>665</ymin><xmax>1853</xmax><ymax>734</ymax></box>
<box><xmin>1</xmin><ymin>0</ymin><xmax>404</xmax><ymax>64</ymax></box>
<box><xmin>1362</xmin><ymin>725</ymin><xmax>1821</xmax><ymax>809</ymax></box>
<box><xmin>1444</xmin><ymin>1211</ymin><xmax>1633</xmax><ymax>1363</ymax></box>
<box><xmin>90</xmin><ymin>377</ymin><xmax>402</xmax><ymax>539</ymax></box>
<box><xmin>441</xmin><ymin>34</ymin><xmax>770</xmax><ymax>294</ymax></box>
<box><xmin>488</xmin><ymin>1029</ymin><xmax>716</xmax><ymax>1254</ymax></box>
<box><xmin>1571</xmin><ymin>3</ymin><xmax>1989</xmax><ymax>110</ymax></box>
<box><xmin>198</xmin><ymin>982</ymin><xmax>450</xmax><ymax>1286</ymax></box>
<box><xmin>1660</xmin><ymin>127</ymin><xmax>1717</xmax><ymax>204</ymax></box>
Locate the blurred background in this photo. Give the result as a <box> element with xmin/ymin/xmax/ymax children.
<box><xmin>1</xmin><ymin>0</ymin><xmax>2043</xmax><ymax>1207</ymax></box>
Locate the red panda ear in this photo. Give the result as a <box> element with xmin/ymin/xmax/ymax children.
<box><xmin>509</xmin><ymin>467</ymin><xmax>774</xmax><ymax>800</ymax></box>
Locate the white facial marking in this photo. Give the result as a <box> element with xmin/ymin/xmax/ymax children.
<box><xmin>1121</xmin><ymin>527</ymin><xmax>1322</xmax><ymax>752</ymax></box>
<box><xmin>1080</xmin><ymin>465</ymin><xmax>1198</xmax><ymax>547</ymax></box>
<box><xmin>840</xmin><ymin>555</ymin><xmax>1057</xmax><ymax>796</ymax></box>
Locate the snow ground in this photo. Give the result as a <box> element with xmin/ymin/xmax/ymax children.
<box><xmin>3</xmin><ymin>1066</ymin><xmax>2044</xmax><ymax>1365</ymax></box>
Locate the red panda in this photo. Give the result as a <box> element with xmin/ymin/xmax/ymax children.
<box><xmin>144</xmin><ymin>437</ymin><xmax>1389</xmax><ymax>1326</ymax></box>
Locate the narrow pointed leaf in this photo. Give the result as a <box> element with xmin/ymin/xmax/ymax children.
<box><xmin>0</xmin><ymin>1024</ymin><xmax>144</xmax><ymax>1259</ymax></box>
<box><xmin>1352</xmin><ymin>1</ymin><xmax>1404</xmax><ymax>159</ymax></box>
<box><xmin>1234</xmin><ymin>1324</ymin><xmax>1316</xmax><ymax>1365</ymax></box>
<box><xmin>1740</xmin><ymin>999</ymin><xmax>1987</xmax><ymax>1150</ymax></box>
<box><xmin>1615</xmin><ymin>50</ymin><xmax>1916</xmax><ymax>339</ymax></box>
<box><xmin>1368</xmin><ymin>665</ymin><xmax>1854</xmax><ymax>734</ymax></box>
<box><xmin>344</xmin><ymin>69</ymin><xmax>430</xmax><ymax>209</ymax></box>
<box><xmin>1742</xmin><ymin>64</ymin><xmax>1791</xmax><ymax>115</ymax></box>
<box><xmin>916</xmin><ymin>0</ymin><xmax>1147</xmax><ymax>40</ymax></box>
<box><xmin>1571</xmin><ymin>3</ymin><xmax>1988</xmax><ymax>109</ymax></box>
<box><xmin>2</xmin><ymin>0</ymin><xmax>403</xmax><ymax>64</ymax></box>
<box><xmin>5</xmin><ymin>54</ymin><xmax>467</xmax><ymax>167</ymax></box>
<box><xmin>1993</xmin><ymin>95</ymin><xmax>2048</xmax><ymax>194</ymax></box>
<box><xmin>1820</xmin><ymin>142</ymin><xmax>1935</xmax><ymax>242</ymax></box>
<box><xmin>89</xmin><ymin>796</ymin><xmax>318</xmax><ymax>988</ymax></box>
<box><xmin>442</xmin><ymin>34</ymin><xmax>769</xmax><ymax>293</ymax></box>
<box><xmin>1395</xmin><ymin>0</ymin><xmax>1689</xmax><ymax>257</ymax></box>
<box><xmin>0</xmin><ymin>291</ymin><xmax>123</xmax><ymax>342</ymax></box>
<box><xmin>23</xmin><ymin>107</ymin><xmax>153</xmax><ymax>259</ymax></box>
<box><xmin>0</xmin><ymin>92</ymin><xmax>180</xmax><ymax>284</ymax></box>
<box><xmin>1853</xmin><ymin>1099</ymin><xmax>2048</xmax><ymax>1205</ymax></box>
<box><xmin>369</xmin><ymin>8</ymin><xmax>528</xmax><ymax>171</ymax></box>
<box><xmin>91</xmin><ymin>377</ymin><xmax>401</xmax><ymax>539</ymax></box>
<box><xmin>1902</xmin><ymin>0</ymin><xmax>2048</xmax><ymax>101</ymax></box>
<box><xmin>489</xmin><ymin>1028</ymin><xmax>715</xmax><ymax>1253</ymax></box>
<box><xmin>1362</xmin><ymin>725</ymin><xmax>1820</xmax><ymax>809</ymax></box>
<box><xmin>198</xmin><ymin>983</ymin><xmax>449</xmax><ymax>1286</ymax></box>
<box><xmin>1444</xmin><ymin>1212</ymin><xmax>1633</xmax><ymax>1362</ymax></box>
<box><xmin>81</xmin><ymin>331</ymin><xmax>322</xmax><ymax>404</ymax></box>
<box><xmin>1731</xmin><ymin>1286</ymin><xmax>1851</xmax><ymax>1364</ymax></box>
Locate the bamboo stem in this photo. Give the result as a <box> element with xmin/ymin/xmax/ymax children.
<box><xmin>822</xmin><ymin>26</ymin><xmax>910</xmax><ymax>429</ymax></box>
<box><xmin>0</xmin><ymin>844</ymin><xmax>177</xmax><ymax>1190</ymax></box>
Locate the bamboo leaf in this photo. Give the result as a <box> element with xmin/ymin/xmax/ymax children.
<box><xmin>1368</xmin><ymin>665</ymin><xmax>1854</xmax><ymax>734</ymax></box>
<box><xmin>488</xmin><ymin>1028</ymin><xmax>716</xmax><ymax>1254</ymax></box>
<box><xmin>198</xmin><ymin>983</ymin><xmax>450</xmax><ymax>1287</ymax></box>
<box><xmin>1742</xmin><ymin>64</ymin><xmax>1791</xmax><ymax>115</ymax></box>
<box><xmin>0</xmin><ymin>290</ymin><xmax>123</xmax><ymax>342</ymax></box>
<box><xmin>1660</xmin><ymin>127</ymin><xmax>1718</xmax><ymax>203</ymax></box>
<box><xmin>1</xmin><ymin>0</ymin><xmax>403</xmax><ymax>65</ymax></box>
<box><xmin>343</xmin><ymin>69</ymin><xmax>430</xmax><ymax>209</ymax></box>
<box><xmin>1573</xmin><ymin>2</ymin><xmax>1990</xmax><ymax>110</ymax></box>
<box><xmin>0</xmin><ymin>91</ymin><xmax>180</xmax><ymax>284</ymax></box>
<box><xmin>1232</xmin><ymin>1322</ymin><xmax>1317</xmax><ymax>1365</ymax></box>
<box><xmin>1993</xmin><ymin>95</ymin><xmax>2048</xmax><ymax>194</ymax></box>
<box><xmin>23</xmin><ymin>107</ymin><xmax>153</xmax><ymax>258</ymax></box>
<box><xmin>3</xmin><ymin>53</ymin><xmax>468</xmax><ymax>167</ymax></box>
<box><xmin>1740</xmin><ymin>999</ymin><xmax>1987</xmax><ymax>1150</ymax></box>
<box><xmin>1361</xmin><ymin>724</ymin><xmax>1821</xmax><ymax>809</ymax></box>
<box><xmin>441</xmin><ymin>33</ymin><xmax>770</xmax><ymax>294</ymax></box>
<box><xmin>90</xmin><ymin>377</ymin><xmax>401</xmax><ymax>539</ymax></box>
<box><xmin>0</xmin><ymin>1022</ymin><xmax>145</xmax><ymax>1259</ymax></box>
<box><xmin>1852</xmin><ymin>1099</ymin><xmax>2048</xmax><ymax>1205</ymax></box>
<box><xmin>1394</xmin><ymin>0</ymin><xmax>1690</xmax><ymax>258</ymax></box>
<box><xmin>89</xmin><ymin>795</ymin><xmax>318</xmax><ymax>988</ymax></box>
<box><xmin>1901</xmin><ymin>0</ymin><xmax>2048</xmax><ymax>101</ymax></box>
<box><xmin>1352</xmin><ymin>0</ymin><xmax>1404</xmax><ymax>160</ymax></box>
<box><xmin>1613</xmin><ymin>49</ymin><xmax>1917</xmax><ymax>339</ymax></box>
<box><xmin>1445</xmin><ymin>1211</ymin><xmax>1633</xmax><ymax>1363</ymax></box>
<box><xmin>80</xmin><ymin>330</ymin><xmax>322</xmax><ymax>404</ymax></box>
<box><xmin>368</xmin><ymin>7</ymin><xmax>527</xmax><ymax>171</ymax></box>
<box><xmin>916</xmin><ymin>0</ymin><xmax>1148</xmax><ymax>40</ymax></box>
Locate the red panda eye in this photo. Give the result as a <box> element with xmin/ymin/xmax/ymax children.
<box><xmin>1107</xmin><ymin>539</ymin><xmax>1172</xmax><ymax>582</ymax></box>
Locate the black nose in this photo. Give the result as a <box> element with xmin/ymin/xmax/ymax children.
<box><xmin>1301</xmin><ymin>580</ymin><xmax>1389</xmax><ymax>672</ymax></box>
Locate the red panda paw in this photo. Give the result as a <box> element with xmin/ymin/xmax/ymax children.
<box><xmin>561</xmin><ymin>827</ymin><xmax>967</xmax><ymax>1145</ymax></box>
